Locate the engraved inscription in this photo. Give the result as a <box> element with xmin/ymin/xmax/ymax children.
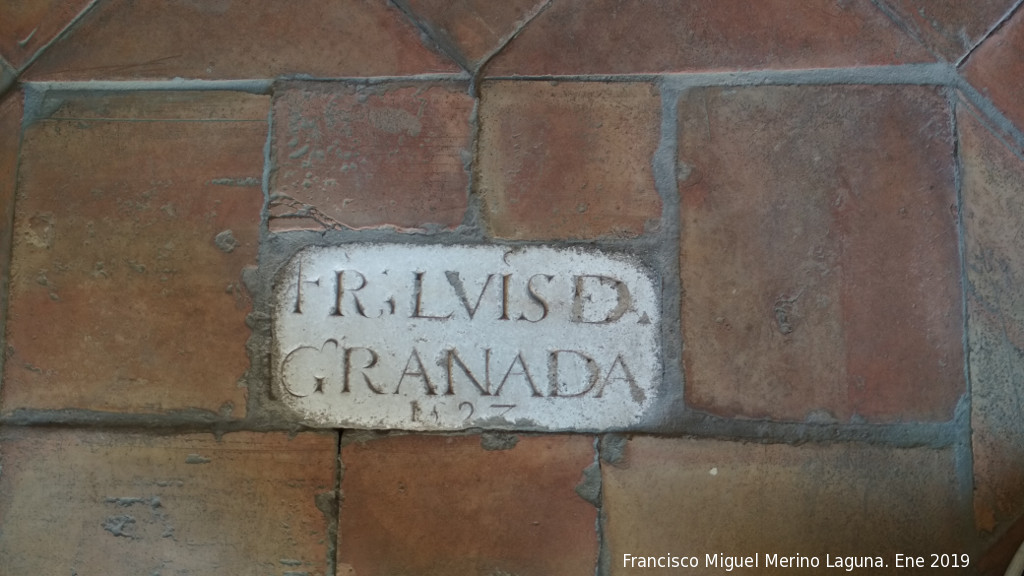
<box><xmin>272</xmin><ymin>244</ymin><xmax>662</xmax><ymax>430</ymax></box>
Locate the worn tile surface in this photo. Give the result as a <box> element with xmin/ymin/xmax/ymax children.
<box><xmin>958</xmin><ymin>102</ymin><xmax>1024</xmax><ymax>532</ymax></box>
<box><xmin>603</xmin><ymin>437</ymin><xmax>967</xmax><ymax>575</ymax></box>
<box><xmin>0</xmin><ymin>91</ymin><xmax>21</xmax><ymax>355</ymax></box>
<box><xmin>679</xmin><ymin>85</ymin><xmax>963</xmax><ymax>422</ymax></box>
<box><xmin>485</xmin><ymin>0</ymin><xmax>932</xmax><ymax>75</ymax></box>
<box><xmin>0</xmin><ymin>0</ymin><xmax>94</xmax><ymax>69</ymax></box>
<box><xmin>963</xmin><ymin>7</ymin><xmax>1024</xmax><ymax>136</ymax></box>
<box><xmin>400</xmin><ymin>0</ymin><xmax>549</xmax><ymax>68</ymax></box>
<box><xmin>338</xmin><ymin>434</ymin><xmax>598</xmax><ymax>575</ymax></box>
<box><xmin>270</xmin><ymin>82</ymin><xmax>472</xmax><ymax>232</ymax></box>
<box><xmin>24</xmin><ymin>0</ymin><xmax>458</xmax><ymax>80</ymax></box>
<box><xmin>0</xmin><ymin>428</ymin><xmax>337</xmax><ymax>575</ymax></box>
<box><xmin>3</xmin><ymin>92</ymin><xmax>266</xmax><ymax>415</ymax></box>
<box><xmin>0</xmin><ymin>59</ymin><xmax>15</xmax><ymax>95</ymax></box>
<box><xmin>877</xmin><ymin>0</ymin><xmax>1017</xmax><ymax>62</ymax></box>
<box><xmin>478</xmin><ymin>81</ymin><xmax>662</xmax><ymax>240</ymax></box>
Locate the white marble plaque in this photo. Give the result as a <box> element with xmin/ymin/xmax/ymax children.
<box><xmin>272</xmin><ymin>244</ymin><xmax>661</xmax><ymax>430</ymax></box>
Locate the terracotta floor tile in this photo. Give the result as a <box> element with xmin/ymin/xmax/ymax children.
<box><xmin>0</xmin><ymin>428</ymin><xmax>337</xmax><ymax>575</ymax></box>
<box><xmin>486</xmin><ymin>0</ymin><xmax>931</xmax><ymax>75</ymax></box>
<box><xmin>339</xmin><ymin>434</ymin><xmax>598</xmax><ymax>575</ymax></box>
<box><xmin>25</xmin><ymin>0</ymin><xmax>458</xmax><ymax>80</ymax></box>
<box><xmin>958</xmin><ymin>102</ymin><xmax>1024</xmax><ymax>532</ymax></box>
<box><xmin>4</xmin><ymin>91</ymin><xmax>267</xmax><ymax>415</ymax></box>
<box><xmin>478</xmin><ymin>81</ymin><xmax>662</xmax><ymax>240</ymax></box>
<box><xmin>679</xmin><ymin>85</ymin><xmax>962</xmax><ymax>422</ymax></box>
<box><xmin>271</xmin><ymin>82</ymin><xmax>472</xmax><ymax>232</ymax></box>
<box><xmin>604</xmin><ymin>437</ymin><xmax>966</xmax><ymax>575</ymax></box>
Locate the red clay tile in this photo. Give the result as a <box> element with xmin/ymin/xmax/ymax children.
<box><xmin>3</xmin><ymin>91</ymin><xmax>267</xmax><ymax>415</ymax></box>
<box><xmin>603</xmin><ymin>437</ymin><xmax>967</xmax><ymax>575</ymax></box>
<box><xmin>270</xmin><ymin>82</ymin><xmax>472</xmax><ymax>232</ymax></box>
<box><xmin>24</xmin><ymin>0</ymin><xmax>458</xmax><ymax>81</ymax></box>
<box><xmin>958</xmin><ymin>103</ymin><xmax>1024</xmax><ymax>532</ymax></box>
<box><xmin>400</xmin><ymin>0</ymin><xmax>549</xmax><ymax>68</ymax></box>
<box><xmin>963</xmin><ymin>7</ymin><xmax>1024</xmax><ymax>136</ymax></box>
<box><xmin>478</xmin><ymin>81</ymin><xmax>662</xmax><ymax>240</ymax></box>
<box><xmin>0</xmin><ymin>0</ymin><xmax>94</xmax><ymax>69</ymax></box>
<box><xmin>0</xmin><ymin>92</ymin><xmax>21</xmax><ymax>343</ymax></box>
<box><xmin>679</xmin><ymin>85</ymin><xmax>963</xmax><ymax>422</ymax></box>
<box><xmin>485</xmin><ymin>0</ymin><xmax>932</xmax><ymax>75</ymax></box>
<box><xmin>0</xmin><ymin>427</ymin><xmax>337</xmax><ymax>575</ymax></box>
<box><xmin>0</xmin><ymin>59</ymin><xmax>15</xmax><ymax>94</ymax></box>
<box><xmin>0</xmin><ymin>93</ymin><xmax>19</xmax><ymax>193</ymax></box>
<box><xmin>338</xmin><ymin>434</ymin><xmax>598</xmax><ymax>575</ymax></box>
<box><xmin>877</xmin><ymin>0</ymin><xmax>1017</xmax><ymax>62</ymax></box>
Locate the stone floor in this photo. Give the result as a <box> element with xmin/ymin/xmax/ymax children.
<box><xmin>1</xmin><ymin>1</ymin><xmax>1023</xmax><ymax>574</ymax></box>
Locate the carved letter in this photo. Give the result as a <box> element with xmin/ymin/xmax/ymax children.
<box><xmin>547</xmin><ymin>350</ymin><xmax>601</xmax><ymax>397</ymax></box>
<box><xmin>493</xmin><ymin>352</ymin><xmax>543</xmax><ymax>397</ymax></box>
<box><xmin>445</xmin><ymin>348</ymin><xmax>492</xmax><ymax>396</ymax></box>
<box><xmin>395</xmin><ymin>348</ymin><xmax>438</xmax><ymax>395</ymax></box>
<box><xmin>412</xmin><ymin>272</ymin><xmax>453</xmax><ymax>320</ymax></box>
<box><xmin>445</xmin><ymin>271</ymin><xmax>494</xmax><ymax>320</ymax></box>
<box><xmin>280</xmin><ymin>340</ymin><xmax>339</xmax><ymax>397</ymax></box>
<box><xmin>518</xmin><ymin>274</ymin><xmax>553</xmax><ymax>323</ymax></box>
<box><xmin>332</xmin><ymin>270</ymin><xmax>380</xmax><ymax>318</ymax></box>
<box><xmin>343</xmin><ymin>347</ymin><xmax>385</xmax><ymax>394</ymax></box>
<box><xmin>292</xmin><ymin>259</ymin><xmax>321</xmax><ymax>314</ymax></box>
<box><xmin>571</xmin><ymin>275</ymin><xmax>632</xmax><ymax>324</ymax></box>
<box><xmin>500</xmin><ymin>274</ymin><xmax>511</xmax><ymax>320</ymax></box>
<box><xmin>592</xmin><ymin>354</ymin><xmax>645</xmax><ymax>403</ymax></box>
